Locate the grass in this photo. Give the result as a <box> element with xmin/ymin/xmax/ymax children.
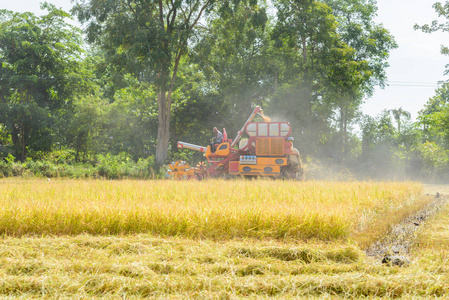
<box><xmin>0</xmin><ymin>179</ymin><xmax>423</xmax><ymax>244</ymax></box>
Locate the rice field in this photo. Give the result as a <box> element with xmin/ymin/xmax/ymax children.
<box><xmin>0</xmin><ymin>233</ymin><xmax>448</xmax><ymax>298</ymax></box>
<box><xmin>1</xmin><ymin>178</ymin><xmax>446</xmax><ymax>298</ymax></box>
<box><xmin>413</xmin><ymin>196</ymin><xmax>449</xmax><ymax>269</ymax></box>
<box><xmin>0</xmin><ymin>179</ymin><xmax>423</xmax><ymax>244</ymax></box>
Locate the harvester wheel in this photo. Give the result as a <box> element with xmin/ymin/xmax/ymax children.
<box><xmin>196</xmin><ymin>161</ymin><xmax>207</xmax><ymax>170</ymax></box>
<box><xmin>167</xmin><ymin>161</ymin><xmax>193</xmax><ymax>179</ymax></box>
<box><xmin>283</xmin><ymin>163</ymin><xmax>304</xmax><ymax>181</ymax></box>
<box><xmin>296</xmin><ymin>163</ymin><xmax>305</xmax><ymax>180</ymax></box>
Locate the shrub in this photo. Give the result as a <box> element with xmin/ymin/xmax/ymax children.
<box><xmin>95</xmin><ymin>153</ymin><xmax>155</xmax><ymax>179</ymax></box>
<box><xmin>0</xmin><ymin>152</ymin><xmax>155</xmax><ymax>179</ymax></box>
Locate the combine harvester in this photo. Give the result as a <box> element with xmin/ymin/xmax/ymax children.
<box><xmin>167</xmin><ymin>106</ymin><xmax>304</xmax><ymax>180</ymax></box>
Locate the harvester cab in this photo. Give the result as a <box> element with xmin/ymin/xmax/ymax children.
<box><xmin>170</xmin><ymin>106</ymin><xmax>304</xmax><ymax>180</ymax></box>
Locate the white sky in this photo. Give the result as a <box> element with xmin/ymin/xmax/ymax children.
<box><xmin>363</xmin><ymin>0</ymin><xmax>448</xmax><ymax>120</ymax></box>
<box><xmin>2</xmin><ymin>0</ymin><xmax>448</xmax><ymax>120</ymax></box>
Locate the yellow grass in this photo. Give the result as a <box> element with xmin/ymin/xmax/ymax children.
<box><xmin>0</xmin><ymin>179</ymin><xmax>422</xmax><ymax>242</ymax></box>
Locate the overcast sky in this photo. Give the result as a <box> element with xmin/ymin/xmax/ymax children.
<box><xmin>2</xmin><ymin>0</ymin><xmax>448</xmax><ymax>120</ymax></box>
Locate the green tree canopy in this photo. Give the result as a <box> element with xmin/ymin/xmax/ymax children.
<box><xmin>0</xmin><ymin>3</ymin><xmax>83</xmax><ymax>160</ymax></box>
<box><xmin>72</xmin><ymin>0</ymin><xmax>262</xmax><ymax>165</ymax></box>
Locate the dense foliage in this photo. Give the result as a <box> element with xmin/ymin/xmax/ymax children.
<box><xmin>0</xmin><ymin>1</ymin><xmax>448</xmax><ymax>180</ymax></box>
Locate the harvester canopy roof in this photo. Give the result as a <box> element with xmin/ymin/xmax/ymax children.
<box><xmin>245</xmin><ymin>122</ymin><xmax>291</xmax><ymax>137</ymax></box>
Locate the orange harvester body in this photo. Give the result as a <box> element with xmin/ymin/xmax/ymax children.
<box><xmin>167</xmin><ymin>106</ymin><xmax>303</xmax><ymax>180</ymax></box>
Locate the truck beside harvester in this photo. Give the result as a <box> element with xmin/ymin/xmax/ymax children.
<box><xmin>167</xmin><ymin>106</ymin><xmax>304</xmax><ymax>180</ymax></box>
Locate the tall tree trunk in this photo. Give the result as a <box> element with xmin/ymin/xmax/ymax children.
<box><xmin>11</xmin><ymin>124</ymin><xmax>20</xmax><ymax>161</ymax></box>
<box><xmin>155</xmin><ymin>89</ymin><xmax>170</xmax><ymax>165</ymax></box>
<box><xmin>21</xmin><ymin>125</ymin><xmax>27</xmax><ymax>162</ymax></box>
<box><xmin>362</xmin><ymin>134</ymin><xmax>369</xmax><ymax>156</ymax></box>
<box><xmin>274</xmin><ymin>70</ymin><xmax>278</xmax><ymax>94</ymax></box>
<box><xmin>11</xmin><ymin>123</ymin><xmax>29</xmax><ymax>162</ymax></box>
<box><xmin>154</xmin><ymin>51</ymin><xmax>182</xmax><ymax>166</ymax></box>
<box><xmin>343</xmin><ymin>105</ymin><xmax>348</xmax><ymax>155</ymax></box>
<box><xmin>302</xmin><ymin>37</ymin><xmax>307</xmax><ymax>61</ymax></box>
<box><xmin>339</xmin><ymin>104</ymin><xmax>348</xmax><ymax>156</ymax></box>
<box><xmin>0</xmin><ymin>91</ymin><xmax>6</xmax><ymax>103</ymax></box>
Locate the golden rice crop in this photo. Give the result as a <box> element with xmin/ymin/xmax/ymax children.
<box><xmin>0</xmin><ymin>179</ymin><xmax>422</xmax><ymax>241</ymax></box>
<box><xmin>3</xmin><ymin>234</ymin><xmax>447</xmax><ymax>298</ymax></box>
<box><xmin>414</xmin><ymin>198</ymin><xmax>449</xmax><ymax>256</ymax></box>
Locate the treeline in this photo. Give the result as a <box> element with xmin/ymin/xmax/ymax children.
<box><xmin>0</xmin><ymin>1</ymin><xmax>447</xmax><ymax>181</ymax></box>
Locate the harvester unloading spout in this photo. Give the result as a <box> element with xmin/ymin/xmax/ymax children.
<box><xmin>169</xmin><ymin>106</ymin><xmax>304</xmax><ymax>180</ymax></box>
<box><xmin>230</xmin><ymin>106</ymin><xmax>270</xmax><ymax>148</ymax></box>
<box><xmin>177</xmin><ymin>142</ymin><xmax>207</xmax><ymax>153</ymax></box>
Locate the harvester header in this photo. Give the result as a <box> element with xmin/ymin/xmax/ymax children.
<box><xmin>167</xmin><ymin>106</ymin><xmax>303</xmax><ymax>180</ymax></box>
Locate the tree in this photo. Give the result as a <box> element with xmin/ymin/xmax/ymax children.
<box><xmin>0</xmin><ymin>3</ymin><xmax>83</xmax><ymax>160</ymax></box>
<box><xmin>107</xmin><ymin>80</ymin><xmax>159</xmax><ymax>159</ymax></box>
<box><xmin>389</xmin><ymin>107</ymin><xmax>411</xmax><ymax>133</ymax></box>
<box><xmin>272</xmin><ymin>0</ymin><xmax>339</xmax><ymax>83</ymax></box>
<box><xmin>415</xmin><ymin>2</ymin><xmax>449</xmax><ymax>74</ymax></box>
<box><xmin>418</xmin><ymin>83</ymin><xmax>449</xmax><ymax>148</ymax></box>
<box><xmin>323</xmin><ymin>0</ymin><xmax>397</xmax><ymax>154</ymax></box>
<box><xmin>322</xmin><ymin>43</ymin><xmax>370</xmax><ymax>155</ymax></box>
<box><xmin>358</xmin><ymin>111</ymin><xmax>397</xmax><ymax>178</ymax></box>
<box><xmin>72</xmin><ymin>0</ymin><xmax>258</xmax><ymax>165</ymax></box>
<box><xmin>270</xmin><ymin>0</ymin><xmax>343</xmax><ymax>157</ymax></box>
<box><xmin>324</xmin><ymin>0</ymin><xmax>397</xmax><ymax>93</ymax></box>
<box><xmin>415</xmin><ymin>3</ymin><xmax>449</xmax><ymax>150</ymax></box>
<box><xmin>190</xmin><ymin>2</ymin><xmax>269</xmax><ymax>132</ymax></box>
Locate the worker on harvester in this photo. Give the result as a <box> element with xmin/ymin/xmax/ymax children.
<box><xmin>211</xmin><ymin>127</ymin><xmax>223</xmax><ymax>152</ymax></box>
